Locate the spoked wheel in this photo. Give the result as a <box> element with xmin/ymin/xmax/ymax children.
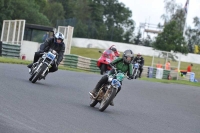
<box><xmin>99</xmin><ymin>88</ymin><xmax>117</xmax><ymax>112</ymax></box>
<box><xmin>29</xmin><ymin>73</ymin><xmax>36</xmax><ymax>81</ymax></box>
<box><xmin>31</xmin><ymin>64</ymin><xmax>47</xmax><ymax>83</ymax></box>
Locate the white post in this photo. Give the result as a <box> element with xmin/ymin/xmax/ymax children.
<box><xmin>64</xmin><ymin>27</ymin><xmax>67</xmax><ymax>39</ymax></box>
<box><xmin>17</xmin><ymin>20</ymin><xmax>22</xmax><ymax>45</ymax></box>
<box><xmin>6</xmin><ymin>21</ymin><xmax>11</xmax><ymax>43</ymax></box>
<box><xmin>12</xmin><ymin>21</ymin><xmax>17</xmax><ymax>44</ymax></box>
<box><xmin>151</xmin><ymin>50</ymin><xmax>155</xmax><ymax>67</ymax></box>
<box><xmin>21</xmin><ymin>20</ymin><xmax>26</xmax><ymax>45</ymax></box>
<box><xmin>68</xmin><ymin>26</ymin><xmax>74</xmax><ymax>54</ymax></box>
<box><xmin>177</xmin><ymin>54</ymin><xmax>181</xmax><ymax>80</ymax></box>
<box><xmin>1</xmin><ymin>20</ymin><xmax>5</xmax><ymax>41</ymax></box>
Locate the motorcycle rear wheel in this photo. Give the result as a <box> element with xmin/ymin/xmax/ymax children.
<box><xmin>90</xmin><ymin>99</ymin><xmax>98</xmax><ymax>107</ymax></box>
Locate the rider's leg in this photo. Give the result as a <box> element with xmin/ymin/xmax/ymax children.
<box><xmin>27</xmin><ymin>52</ymin><xmax>42</xmax><ymax>68</ymax></box>
<box><xmin>49</xmin><ymin>63</ymin><xmax>58</xmax><ymax>72</ymax></box>
<box><xmin>139</xmin><ymin>67</ymin><xmax>143</xmax><ymax>78</ymax></box>
<box><xmin>90</xmin><ymin>75</ymin><xmax>108</xmax><ymax>96</ymax></box>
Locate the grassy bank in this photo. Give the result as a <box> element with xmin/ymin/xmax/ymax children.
<box><xmin>0</xmin><ymin>57</ymin><xmax>93</xmax><ymax>73</ymax></box>
<box><xmin>141</xmin><ymin>77</ymin><xmax>200</xmax><ymax>87</ymax></box>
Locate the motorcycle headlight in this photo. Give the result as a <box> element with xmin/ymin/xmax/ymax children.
<box><xmin>111</xmin><ymin>79</ymin><xmax>121</xmax><ymax>88</ymax></box>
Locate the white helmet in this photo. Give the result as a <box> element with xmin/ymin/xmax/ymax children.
<box><xmin>55</xmin><ymin>32</ymin><xmax>64</xmax><ymax>40</ymax></box>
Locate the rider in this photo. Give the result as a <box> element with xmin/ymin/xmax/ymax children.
<box><xmin>90</xmin><ymin>49</ymin><xmax>134</xmax><ymax>106</ymax></box>
<box><xmin>109</xmin><ymin>45</ymin><xmax>120</xmax><ymax>57</ymax></box>
<box><xmin>133</xmin><ymin>53</ymin><xmax>144</xmax><ymax>78</ymax></box>
<box><xmin>27</xmin><ymin>32</ymin><xmax>65</xmax><ymax>79</ymax></box>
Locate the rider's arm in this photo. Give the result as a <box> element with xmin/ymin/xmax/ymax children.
<box><xmin>57</xmin><ymin>43</ymin><xmax>65</xmax><ymax>65</ymax></box>
<box><xmin>141</xmin><ymin>57</ymin><xmax>144</xmax><ymax>67</ymax></box>
<box><xmin>109</xmin><ymin>58</ymin><xmax>122</xmax><ymax>66</ymax></box>
<box><xmin>40</xmin><ymin>38</ymin><xmax>52</xmax><ymax>52</ymax></box>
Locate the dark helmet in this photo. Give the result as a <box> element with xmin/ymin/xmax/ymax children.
<box><xmin>54</xmin><ymin>32</ymin><xmax>64</xmax><ymax>44</ymax></box>
<box><xmin>122</xmin><ymin>50</ymin><xmax>134</xmax><ymax>64</ymax></box>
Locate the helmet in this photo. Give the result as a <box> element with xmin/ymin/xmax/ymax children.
<box><xmin>137</xmin><ymin>53</ymin><xmax>141</xmax><ymax>58</ymax></box>
<box><xmin>122</xmin><ymin>50</ymin><xmax>134</xmax><ymax>64</ymax></box>
<box><xmin>54</xmin><ymin>32</ymin><xmax>64</xmax><ymax>44</ymax></box>
<box><xmin>110</xmin><ymin>45</ymin><xmax>117</xmax><ymax>52</ymax></box>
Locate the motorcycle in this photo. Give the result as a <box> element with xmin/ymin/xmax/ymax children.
<box><xmin>28</xmin><ymin>49</ymin><xmax>58</xmax><ymax>83</ymax></box>
<box><xmin>89</xmin><ymin>68</ymin><xmax>125</xmax><ymax>112</ymax></box>
<box><xmin>132</xmin><ymin>62</ymin><xmax>140</xmax><ymax>79</ymax></box>
<box><xmin>97</xmin><ymin>49</ymin><xmax>116</xmax><ymax>75</ymax></box>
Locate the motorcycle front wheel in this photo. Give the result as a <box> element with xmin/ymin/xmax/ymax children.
<box><xmin>99</xmin><ymin>88</ymin><xmax>117</xmax><ymax>112</ymax></box>
<box><xmin>29</xmin><ymin>73</ymin><xmax>36</xmax><ymax>81</ymax></box>
<box><xmin>31</xmin><ymin>64</ymin><xmax>48</xmax><ymax>83</ymax></box>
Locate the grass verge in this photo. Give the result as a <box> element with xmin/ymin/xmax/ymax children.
<box><xmin>0</xmin><ymin>57</ymin><xmax>94</xmax><ymax>74</ymax></box>
<box><xmin>140</xmin><ymin>77</ymin><xmax>200</xmax><ymax>87</ymax></box>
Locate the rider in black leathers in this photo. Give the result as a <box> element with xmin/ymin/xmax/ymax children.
<box><xmin>27</xmin><ymin>32</ymin><xmax>65</xmax><ymax>78</ymax></box>
<box><xmin>132</xmin><ymin>53</ymin><xmax>144</xmax><ymax>78</ymax></box>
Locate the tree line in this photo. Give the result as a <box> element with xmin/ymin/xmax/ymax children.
<box><xmin>0</xmin><ymin>0</ymin><xmax>135</xmax><ymax>44</ymax></box>
<box><xmin>0</xmin><ymin>0</ymin><xmax>200</xmax><ymax>54</ymax></box>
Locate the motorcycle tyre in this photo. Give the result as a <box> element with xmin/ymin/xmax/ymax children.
<box><xmin>31</xmin><ymin>64</ymin><xmax>47</xmax><ymax>83</ymax></box>
<box><xmin>99</xmin><ymin>88</ymin><xmax>117</xmax><ymax>112</ymax></box>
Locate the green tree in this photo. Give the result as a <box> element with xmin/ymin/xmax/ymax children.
<box><xmin>10</xmin><ymin>0</ymin><xmax>50</xmax><ymax>25</ymax></box>
<box><xmin>161</xmin><ymin>0</ymin><xmax>185</xmax><ymax>33</ymax></box>
<box><xmin>143</xmin><ymin>35</ymin><xmax>152</xmax><ymax>47</ymax></box>
<box><xmin>185</xmin><ymin>17</ymin><xmax>200</xmax><ymax>53</ymax></box>
<box><xmin>34</xmin><ymin>0</ymin><xmax>47</xmax><ymax>13</ymax></box>
<box><xmin>43</xmin><ymin>2</ymin><xmax>65</xmax><ymax>26</ymax></box>
<box><xmin>51</xmin><ymin>0</ymin><xmax>76</xmax><ymax>19</ymax></box>
<box><xmin>97</xmin><ymin>0</ymin><xmax>135</xmax><ymax>42</ymax></box>
<box><xmin>0</xmin><ymin>0</ymin><xmax>13</xmax><ymax>31</ymax></box>
<box><xmin>134</xmin><ymin>30</ymin><xmax>142</xmax><ymax>45</ymax></box>
<box><xmin>153</xmin><ymin>20</ymin><xmax>188</xmax><ymax>54</ymax></box>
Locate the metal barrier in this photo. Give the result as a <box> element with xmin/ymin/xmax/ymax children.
<box><xmin>60</xmin><ymin>54</ymin><xmax>194</xmax><ymax>81</ymax></box>
<box><xmin>1</xmin><ymin>43</ymin><xmax>21</xmax><ymax>58</ymax></box>
<box><xmin>61</xmin><ymin>54</ymin><xmax>100</xmax><ymax>73</ymax></box>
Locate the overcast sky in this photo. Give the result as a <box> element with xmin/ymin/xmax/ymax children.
<box><xmin>118</xmin><ymin>0</ymin><xmax>200</xmax><ymax>31</ymax></box>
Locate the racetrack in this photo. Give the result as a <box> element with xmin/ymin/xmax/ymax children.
<box><xmin>0</xmin><ymin>63</ymin><xmax>200</xmax><ymax>133</ymax></box>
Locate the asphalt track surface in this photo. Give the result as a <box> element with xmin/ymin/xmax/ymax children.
<box><xmin>0</xmin><ymin>63</ymin><xmax>200</xmax><ymax>133</ymax></box>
